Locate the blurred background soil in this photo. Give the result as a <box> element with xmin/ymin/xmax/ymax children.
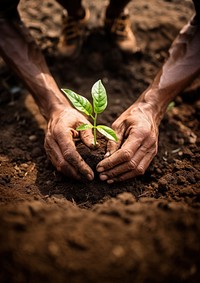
<box><xmin>0</xmin><ymin>0</ymin><xmax>200</xmax><ymax>282</ymax></box>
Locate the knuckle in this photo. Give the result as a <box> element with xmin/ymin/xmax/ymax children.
<box><xmin>128</xmin><ymin>159</ymin><xmax>137</xmax><ymax>170</ymax></box>
<box><xmin>56</xmin><ymin>160</ymin><xmax>65</xmax><ymax>172</ymax></box>
<box><xmin>106</xmin><ymin>157</ymin><xmax>114</xmax><ymax>169</ymax></box>
<box><xmin>115</xmin><ymin>175</ymin><xmax>125</xmax><ymax>182</ymax></box>
<box><xmin>81</xmin><ymin>130</ymin><xmax>92</xmax><ymax>140</ymax></box>
<box><xmin>143</xmin><ymin>129</ymin><xmax>149</xmax><ymax>137</ymax></box>
<box><xmin>118</xmin><ymin>176</ymin><xmax>124</xmax><ymax>182</ymax></box>
<box><xmin>53</xmin><ymin>127</ymin><xmax>70</xmax><ymax>139</ymax></box>
<box><xmin>117</xmin><ymin>174</ymin><xmax>129</xmax><ymax>182</ymax></box>
<box><xmin>136</xmin><ymin>166</ymin><xmax>145</xmax><ymax>175</ymax></box>
<box><xmin>148</xmin><ymin>133</ymin><xmax>157</xmax><ymax>145</ymax></box>
<box><xmin>52</xmin><ymin>125</ymin><xmax>59</xmax><ymax>137</ymax></box>
<box><xmin>63</xmin><ymin>149</ymin><xmax>80</xmax><ymax>166</ymax></box>
<box><xmin>63</xmin><ymin>149</ymin><xmax>71</xmax><ymax>160</ymax></box>
<box><xmin>107</xmin><ymin>171</ymin><xmax>116</xmax><ymax>179</ymax></box>
<box><xmin>122</xmin><ymin>149</ymin><xmax>132</xmax><ymax>161</ymax></box>
<box><xmin>139</xmin><ymin>127</ymin><xmax>149</xmax><ymax>139</ymax></box>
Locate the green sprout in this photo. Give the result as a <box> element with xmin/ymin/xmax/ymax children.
<box><xmin>62</xmin><ymin>80</ymin><xmax>118</xmax><ymax>147</ymax></box>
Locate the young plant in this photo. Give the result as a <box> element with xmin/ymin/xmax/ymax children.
<box><xmin>62</xmin><ymin>80</ymin><xmax>118</xmax><ymax>147</ymax></box>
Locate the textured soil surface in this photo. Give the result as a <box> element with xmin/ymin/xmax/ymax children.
<box><xmin>0</xmin><ymin>0</ymin><xmax>200</xmax><ymax>282</ymax></box>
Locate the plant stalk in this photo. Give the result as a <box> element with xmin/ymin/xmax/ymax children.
<box><xmin>93</xmin><ymin>113</ymin><xmax>98</xmax><ymax>147</ymax></box>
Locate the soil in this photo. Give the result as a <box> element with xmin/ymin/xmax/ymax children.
<box><xmin>0</xmin><ymin>0</ymin><xmax>200</xmax><ymax>282</ymax></box>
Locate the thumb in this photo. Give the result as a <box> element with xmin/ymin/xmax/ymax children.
<box><xmin>80</xmin><ymin>128</ymin><xmax>96</xmax><ymax>148</ymax></box>
<box><xmin>105</xmin><ymin>131</ymin><xmax>123</xmax><ymax>157</ymax></box>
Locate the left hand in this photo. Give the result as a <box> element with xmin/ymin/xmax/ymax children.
<box><xmin>44</xmin><ymin>106</ymin><xmax>95</xmax><ymax>181</ymax></box>
<box><xmin>96</xmin><ymin>103</ymin><xmax>159</xmax><ymax>183</ymax></box>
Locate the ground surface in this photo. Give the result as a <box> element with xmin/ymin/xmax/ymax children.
<box><xmin>0</xmin><ymin>0</ymin><xmax>200</xmax><ymax>282</ymax></box>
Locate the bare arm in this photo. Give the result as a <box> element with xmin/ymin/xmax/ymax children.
<box><xmin>140</xmin><ymin>20</ymin><xmax>200</xmax><ymax>124</ymax></box>
<box><xmin>97</xmin><ymin>18</ymin><xmax>200</xmax><ymax>183</ymax></box>
<box><xmin>0</xmin><ymin>13</ymin><xmax>68</xmax><ymax>118</ymax></box>
<box><xmin>0</xmin><ymin>12</ymin><xmax>94</xmax><ymax>181</ymax></box>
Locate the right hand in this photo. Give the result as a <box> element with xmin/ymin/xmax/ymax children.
<box><xmin>96</xmin><ymin>102</ymin><xmax>159</xmax><ymax>183</ymax></box>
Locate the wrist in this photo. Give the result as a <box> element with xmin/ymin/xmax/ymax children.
<box><xmin>135</xmin><ymin>88</ymin><xmax>169</xmax><ymax>125</ymax></box>
<box><xmin>38</xmin><ymin>90</ymin><xmax>72</xmax><ymax>121</ymax></box>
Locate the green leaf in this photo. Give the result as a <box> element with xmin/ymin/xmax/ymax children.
<box><xmin>62</xmin><ymin>89</ymin><xmax>93</xmax><ymax>116</ymax></box>
<box><xmin>76</xmin><ymin>124</ymin><xmax>93</xmax><ymax>131</ymax></box>
<box><xmin>97</xmin><ymin>125</ymin><xmax>118</xmax><ymax>142</ymax></box>
<box><xmin>91</xmin><ymin>80</ymin><xmax>107</xmax><ymax>114</ymax></box>
<box><xmin>167</xmin><ymin>101</ymin><xmax>175</xmax><ymax>111</ymax></box>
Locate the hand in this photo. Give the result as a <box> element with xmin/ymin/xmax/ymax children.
<box><xmin>44</xmin><ymin>106</ymin><xmax>95</xmax><ymax>181</ymax></box>
<box><xmin>96</xmin><ymin>103</ymin><xmax>159</xmax><ymax>183</ymax></box>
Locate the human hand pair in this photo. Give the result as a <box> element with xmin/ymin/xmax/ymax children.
<box><xmin>44</xmin><ymin>103</ymin><xmax>159</xmax><ymax>182</ymax></box>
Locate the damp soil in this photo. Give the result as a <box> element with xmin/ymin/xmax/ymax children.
<box><xmin>0</xmin><ymin>0</ymin><xmax>200</xmax><ymax>282</ymax></box>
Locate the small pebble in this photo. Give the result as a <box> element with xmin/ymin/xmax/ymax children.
<box><xmin>29</xmin><ymin>135</ymin><xmax>38</xmax><ymax>142</ymax></box>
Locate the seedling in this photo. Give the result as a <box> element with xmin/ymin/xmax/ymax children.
<box><xmin>62</xmin><ymin>80</ymin><xmax>118</xmax><ymax>147</ymax></box>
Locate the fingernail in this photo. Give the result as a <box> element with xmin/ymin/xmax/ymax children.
<box><xmin>104</xmin><ymin>151</ymin><xmax>110</xmax><ymax>158</ymax></box>
<box><xmin>107</xmin><ymin>179</ymin><xmax>114</xmax><ymax>184</ymax></box>
<box><xmin>97</xmin><ymin>166</ymin><xmax>104</xmax><ymax>172</ymax></box>
<box><xmin>87</xmin><ymin>173</ymin><xmax>94</xmax><ymax>181</ymax></box>
<box><xmin>100</xmin><ymin>174</ymin><xmax>108</xmax><ymax>181</ymax></box>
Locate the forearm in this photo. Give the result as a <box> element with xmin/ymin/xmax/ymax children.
<box><xmin>134</xmin><ymin>19</ymin><xmax>200</xmax><ymax>124</ymax></box>
<box><xmin>0</xmin><ymin>15</ymin><xmax>70</xmax><ymax>120</ymax></box>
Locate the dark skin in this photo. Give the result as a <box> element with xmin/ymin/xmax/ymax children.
<box><xmin>0</xmin><ymin>4</ymin><xmax>95</xmax><ymax>181</ymax></box>
<box><xmin>97</xmin><ymin>2</ymin><xmax>200</xmax><ymax>183</ymax></box>
<box><xmin>0</xmin><ymin>1</ymin><xmax>200</xmax><ymax>182</ymax></box>
<box><xmin>97</xmin><ymin>21</ymin><xmax>200</xmax><ymax>182</ymax></box>
<box><xmin>0</xmin><ymin>0</ymin><xmax>133</xmax><ymax>182</ymax></box>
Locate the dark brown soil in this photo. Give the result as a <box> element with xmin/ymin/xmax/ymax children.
<box><xmin>0</xmin><ymin>0</ymin><xmax>200</xmax><ymax>282</ymax></box>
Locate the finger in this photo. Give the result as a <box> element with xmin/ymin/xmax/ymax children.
<box><xmin>135</xmin><ymin>147</ymin><xmax>157</xmax><ymax>175</ymax></box>
<box><xmin>98</xmin><ymin>148</ymin><xmax>143</xmax><ymax>181</ymax></box>
<box><xmin>105</xmin><ymin>150</ymin><xmax>156</xmax><ymax>183</ymax></box>
<box><xmin>105</xmin><ymin>131</ymin><xmax>124</xmax><ymax>156</ymax></box>
<box><xmin>121</xmin><ymin>131</ymin><xmax>142</xmax><ymax>153</ymax></box>
<box><xmin>99</xmin><ymin>160</ymin><xmax>136</xmax><ymax>181</ymax></box>
<box><xmin>59</xmin><ymin>134</ymin><xmax>94</xmax><ymax>180</ymax></box>
<box><xmin>102</xmin><ymin>131</ymin><xmax>156</xmax><ymax>174</ymax></box>
<box><xmin>80</xmin><ymin>128</ymin><xmax>95</xmax><ymax>148</ymax></box>
<box><xmin>99</xmin><ymin>142</ymin><xmax>156</xmax><ymax>181</ymax></box>
<box><xmin>45</xmin><ymin>138</ymin><xmax>82</xmax><ymax>180</ymax></box>
<box><xmin>46</xmin><ymin>130</ymin><xmax>94</xmax><ymax>180</ymax></box>
<box><xmin>96</xmin><ymin>136</ymin><xmax>141</xmax><ymax>173</ymax></box>
<box><xmin>120</xmin><ymin>141</ymin><xmax>151</xmax><ymax>169</ymax></box>
<box><xmin>107</xmin><ymin>170</ymin><xmax>137</xmax><ymax>183</ymax></box>
<box><xmin>97</xmin><ymin>149</ymin><xmax>127</xmax><ymax>173</ymax></box>
<box><xmin>125</xmin><ymin>133</ymin><xmax>157</xmax><ymax>174</ymax></box>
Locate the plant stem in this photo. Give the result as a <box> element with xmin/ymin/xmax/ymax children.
<box><xmin>93</xmin><ymin>113</ymin><xmax>98</xmax><ymax>147</ymax></box>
